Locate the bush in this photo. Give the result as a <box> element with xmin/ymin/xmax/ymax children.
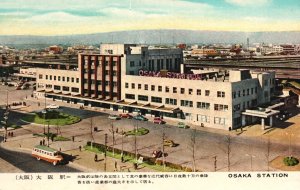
<box><xmin>283</xmin><ymin>157</ymin><xmax>299</xmax><ymax>166</ymax></box>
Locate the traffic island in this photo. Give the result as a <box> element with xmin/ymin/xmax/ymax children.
<box><xmin>85</xmin><ymin>141</ymin><xmax>194</xmax><ymax>172</ymax></box>
<box><xmin>125</xmin><ymin>128</ymin><xmax>149</xmax><ymax>136</ymax></box>
<box><xmin>22</xmin><ymin>110</ymin><xmax>81</xmax><ymax>126</ymax></box>
<box><xmin>270</xmin><ymin>156</ymin><xmax>300</xmax><ymax>171</ymax></box>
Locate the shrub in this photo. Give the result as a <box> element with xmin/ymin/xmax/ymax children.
<box><xmin>283</xmin><ymin>157</ymin><xmax>299</xmax><ymax>166</ymax></box>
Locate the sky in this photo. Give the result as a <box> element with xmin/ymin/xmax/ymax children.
<box><xmin>0</xmin><ymin>0</ymin><xmax>299</xmax><ymax>35</ymax></box>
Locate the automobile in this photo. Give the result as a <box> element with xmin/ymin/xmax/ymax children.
<box><xmin>46</xmin><ymin>104</ymin><xmax>60</xmax><ymax>109</ymax></box>
<box><xmin>7</xmin><ymin>83</ymin><xmax>14</xmax><ymax>87</ymax></box>
<box><xmin>152</xmin><ymin>150</ymin><xmax>163</xmax><ymax>158</ymax></box>
<box><xmin>119</xmin><ymin>113</ymin><xmax>133</xmax><ymax>119</ymax></box>
<box><xmin>15</xmin><ymin>86</ymin><xmax>21</xmax><ymax>90</ymax></box>
<box><xmin>133</xmin><ymin>115</ymin><xmax>148</xmax><ymax>121</ymax></box>
<box><xmin>108</xmin><ymin>114</ymin><xmax>121</xmax><ymax>120</ymax></box>
<box><xmin>177</xmin><ymin>122</ymin><xmax>188</xmax><ymax>129</ymax></box>
<box><xmin>153</xmin><ymin>117</ymin><xmax>165</xmax><ymax>124</ymax></box>
<box><xmin>163</xmin><ymin>139</ymin><xmax>177</xmax><ymax>147</ymax></box>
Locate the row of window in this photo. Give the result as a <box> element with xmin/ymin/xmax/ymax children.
<box><xmin>84</xmin><ymin>60</ymin><xmax>117</xmax><ymax>67</ymax></box>
<box><xmin>83</xmin><ymin>69</ymin><xmax>117</xmax><ymax>76</ymax></box>
<box><xmin>234</xmin><ymin>99</ymin><xmax>257</xmax><ymax>111</ymax></box>
<box><xmin>125</xmin><ymin>94</ymin><xmax>228</xmax><ymax>111</ymax></box>
<box><xmin>125</xmin><ymin>83</ymin><xmax>227</xmax><ymax>97</ymax></box>
<box><xmin>83</xmin><ymin>80</ymin><xmax>118</xmax><ymax>87</ymax></box>
<box><xmin>233</xmin><ymin>87</ymin><xmax>257</xmax><ymax>98</ymax></box>
<box><xmin>37</xmin><ymin>83</ymin><xmax>79</xmax><ymax>93</ymax></box>
<box><xmin>197</xmin><ymin>115</ymin><xmax>226</xmax><ymax>125</ymax></box>
<box><xmin>39</xmin><ymin>74</ymin><xmax>79</xmax><ymax>83</ymax></box>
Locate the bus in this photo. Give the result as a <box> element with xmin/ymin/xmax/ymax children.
<box><xmin>32</xmin><ymin>145</ymin><xmax>63</xmax><ymax>166</ymax></box>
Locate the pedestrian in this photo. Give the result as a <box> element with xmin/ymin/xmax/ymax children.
<box><xmin>115</xmin><ymin>161</ymin><xmax>118</xmax><ymax>171</ymax></box>
<box><xmin>51</xmin><ymin>135</ymin><xmax>54</xmax><ymax>142</ymax></box>
<box><xmin>121</xmin><ymin>156</ymin><xmax>124</xmax><ymax>163</ymax></box>
<box><xmin>116</xmin><ymin>128</ymin><xmax>118</xmax><ymax>134</ymax></box>
<box><xmin>72</xmin><ymin>136</ymin><xmax>74</xmax><ymax>142</ymax></box>
<box><xmin>42</xmin><ymin>139</ymin><xmax>45</xmax><ymax>146</ymax></box>
<box><xmin>11</xmin><ymin>132</ymin><xmax>13</xmax><ymax>137</ymax></box>
<box><xmin>8</xmin><ymin>132</ymin><xmax>10</xmax><ymax>137</ymax></box>
<box><xmin>94</xmin><ymin>154</ymin><xmax>98</xmax><ymax>162</ymax></box>
<box><xmin>39</xmin><ymin>140</ymin><xmax>42</xmax><ymax>145</ymax></box>
<box><xmin>79</xmin><ymin>145</ymin><xmax>82</xmax><ymax>151</ymax></box>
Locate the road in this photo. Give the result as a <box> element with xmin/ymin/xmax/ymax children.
<box><xmin>0</xmin><ymin>84</ymin><xmax>299</xmax><ymax>172</ymax></box>
<box><xmin>0</xmin><ymin>145</ymin><xmax>80</xmax><ymax>173</ymax></box>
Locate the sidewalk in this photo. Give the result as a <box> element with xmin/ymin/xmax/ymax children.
<box><xmin>0</xmin><ymin>133</ymin><xmax>156</xmax><ymax>172</ymax></box>
<box><xmin>0</xmin><ymin>157</ymin><xmax>23</xmax><ymax>173</ymax></box>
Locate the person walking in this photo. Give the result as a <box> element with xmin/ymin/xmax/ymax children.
<box><xmin>72</xmin><ymin>136</ymin><xmax>75</xmax><ymax>142</ymax></box>
<box><xmin>94</xmin><ymin>154</ymin><xmax>98</xmax><ymax>162</ymax></box>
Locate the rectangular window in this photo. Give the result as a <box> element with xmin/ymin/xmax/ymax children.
<box><xmin>62</xmin><ymin>86</ymin><xmax>70</xmax><ymax>91</ymax></box>
<box><xmin>243</xmin><ymin>89</ymin><xmax>245</xmax><ymax>96</ymax></box>
<box><xmin>247</xmin><ymin>89</ymin><xmax>250</xmax><ymax>95</ymax></box>
<box><xmin>158</xmin><ymin>86</ymin><xmax>162</xmax><ymax>92</ymax></box>
<box><xmin>67</xmin><ymin>77</ymin><xmax>70</xmax><ymax>82</ymax></box>
<box><xmin>52</xmin><ymin>76</ymin><xmax>56</xmax><ymax>80</ymax></box>
<box><xmin>151</xmin><ymin>96</ymin><xmax>162</xmax><ymax>103</ymax></box>
<box><xmin>197</xmin><ymin>102</ymin><xmax>210</xmax><ymax>110</ymax></box>
<box><xmin>144</xmin><ymin>84</ymin><xmax>148</xmax><ymax>90</ymax></box>
<box><xmin>76</xmin><ymin>78</ymin><xmax>79</xmax><ymax>83</ymax></box>
<box><xmin>151</xmin><ymin>85</ymin><xmax>155</xmax><ymax>91</ymax></box>
<box><xmin>214</xmin><ymin>104</ymin><xmax>229</xmax><ymax>111</ymax></box>
<box><xmin>138</xmin><ymin>95</ymin><xmax>148</xmax><ymax>101</ymax></box>
<box><xmin>173</xmin><ymin>87</ymin><xmax>177</xmax><ymax>93</ymax></box>
<box><xmin>138</xmin><ymin>84</ymin><xmax>141</xmax><ymax>89</ymax></box>
<box><xmin>62</xmin><ymin>77</ymin><xmax>65</xmax><ymax>82</ymax></box>
<box><xmin>46</xmin><ymin>75</ymin><xmax>48</xmax><ymax>80</ymax></box>
<box><xmin>217</xmin><ymin>91</ymin><xmax>225</xmax><ymax>98</ymax></box>
<box><xmin>238</xmin><ymin>91</ymin><xmax>241</xmax><ymax>97</ymax></box>
<box><xmin>58</xmin><ymin>76</ymin><xmax>61</xmax><ymax>81</ymax></box>
<box><xmin>251</xmin><ymin>88</ymin><xmax>254</xmax><ymax>94</ymax></box>
<box><xmin>214</xmin><ymin>117</ymin><xmax>226</xmax><ymax>125</ymax></box>
<box><xmin>54</xmin><ymin>85</ymin><xmax>61</xmax><ymax>90</ymax></box>
<box><xmin>205</xmin><ymin>90</ymin><xmax>210</xmax><ymax>96</ymax></box>
<box><xmin>198</xmin><ymin>115</ymin><xmax>210</xmax><ymax>123</ymax></box>
<box><xmin>165</xmin><ymin>86</ymin><xmax>169</xmax><ymax>93</ymax></box>
<box><xmin>180</xmin><ymin>88</ymin><xmax>185</xmax><ymax>94</ymax></box>
<box><xmin>165</xmin><ymin>98</ymin><xmax>177</xmax><ymax>105</ymax></box>
<box><xmin>131</xmin><ymin>83</ymin><xmax>135</xmax><ymax>89</ymax></box>
<box><xmin>233</xmin><ymin>92</ymin><xmax>236</xmax><ymax>99</ymax></box>
<box><xmin>130</xmin><ymin>61</ymin><xmax>135</xmax><ymax>67</ymax></box>
<box><xmin>125</xmin><ymin>83</ymin><xmax>129</xmax><ymax>88</ymax></box>
<box><xmin>71</xmin><ymin>87</ymin><xmax>79</xmax><ymax>93</ymax></box>
<box><xmin>125</xmin><ymin>94</ymin><xmax>135</xmax><ymax>100</ymax></box>
<box><xmin>188</xmin><ymin>89</ymin><xmax>193</xmax><ymax>95</ymax></box>
<box><xmin>39</xmin><ymin>74</ymin><xmax>43</xmax><ymax>79</ymax></box>
<box><xmin>180</xmin><ymin>100</ymin><xmax>193</xmax><ymax>107</ymax></box>
<box><xmin>49</xmin><ymin>75</ymin><xmax>52</xmax><ymax>80</ymax></box>
<box><xmin>196</xmin><ymin>89</ymin><xmax>201</xmax><ymax>95</ymax></box>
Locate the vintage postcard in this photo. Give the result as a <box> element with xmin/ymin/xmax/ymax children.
<box><xmin>0</xmin><ymin>0</ymin><xmax>299</xmax><ymax>189</ymax></box>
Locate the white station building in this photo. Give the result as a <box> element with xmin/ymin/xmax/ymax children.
<box><xmin>35</xmin><ymin>44</ymin><xmax>280</xmax><ymax>131</ymax></box>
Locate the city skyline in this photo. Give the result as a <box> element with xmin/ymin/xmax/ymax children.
<box><xmin>0</xmin><ymin>0</ymin><xmax>299</xmax><ymax>35</ymax></box>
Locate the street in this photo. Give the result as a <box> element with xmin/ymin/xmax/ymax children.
<box><xmin>0</xmin><ymin>85</ymin><xmax>299</xmax><ymax>172</ymax></box>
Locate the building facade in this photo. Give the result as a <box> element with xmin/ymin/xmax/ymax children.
<box><xmin>35</xmin><ymin>44</ymin><xmax>277</xmax><ymax>130</ymax></box>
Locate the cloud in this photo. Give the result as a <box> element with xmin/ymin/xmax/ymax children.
<box><xmin>225</xmin><ymin>0</ymin><xmax>271</xmax><ymax>6</ymax></box>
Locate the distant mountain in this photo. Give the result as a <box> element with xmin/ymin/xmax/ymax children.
<box><xmin>0</xmin><ymin>30</ymin><xmax>300</xmax><ymax>47</ymax></box>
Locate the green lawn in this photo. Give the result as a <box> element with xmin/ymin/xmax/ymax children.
<box><xmin>23</xmin><ymin>111</ymin><xmax>80</xmax><ymax>126</ymax></box>
<box><xmin>125</xmin><ymin>127</ymin><xmax>149</xmax><ymax>136</ymax></box>
<box><xmin>33</xmin><ymin>133</ymin><xmax>70</xmax><ymax>141</ymax></box>
<box><xmin>84</xmin><ymin>145</ymin><xmax>183</xmax><ymax>172</ymax></box>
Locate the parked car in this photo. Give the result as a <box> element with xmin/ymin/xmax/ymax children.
<box><xmin>152</xmin><ymin>150</ymin><xmax>163</xmax><ymax>158</ymax></box>
<box><xmin>119</xmin><ymin>113</ymin><xmax>133</xmax><ymax>119</ymax></box>
<box><xmin>108</xmin><ymin>114</ymin><xmax>121</xmax><ymax>120</ymax></box>
<box><xmin>133</xmin><ymin>115</ymin><xmax>148</xmax><ymax>121</ymax></box>
<box><xmin>153</xmin><ymin>117</ymin><xmax>165</xmax><ymax>124</ymax></box>
<box><xmin>163</xmin><ymin>139</ymin><xmax>177</xmax><ymax>147</ymax></box>
<box><xmin>46</xmin><ymin>104</ymin><xmax>60</xmax><ymax>109</ymax></box>
<box><xmin>15</xmin><ymin>86</ymin><xmax>21</xmax><ymax>90</ymax></box>
<box><xmin>177</xmin><ymin>122</ymin><xmax>188</xmax><ymax>129</ymax></box>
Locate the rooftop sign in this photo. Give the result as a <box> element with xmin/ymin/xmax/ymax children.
<box><xmin>138</xmin><ymin>70</ymin><xmax>203</xmax><ymax>80</ymax></box>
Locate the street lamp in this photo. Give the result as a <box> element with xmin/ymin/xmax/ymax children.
<box><xmin>285</xmin><ymin>131</ymin><xmax>294</xmax><ymax>158</ymax></box>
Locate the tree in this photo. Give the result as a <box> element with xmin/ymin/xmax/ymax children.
<box><xmin>221</xmin><ymin>133</ymin><xmax>232</xmax><ymax>172</ymax></box>
<box><xmin>190</xmin><ymin>128</ymin><xmax>197</xmax><ymax>172</ymax></box>
<box><xmin>265</xmin><ymin>136</ymin><xmax>271</xmax><ymax>171</ymax></box>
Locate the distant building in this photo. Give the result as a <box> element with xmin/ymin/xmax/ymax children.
<box><xmin>191</xmin><ymin>48</ymin><xmax>218</xmax><ymax>57</ymax></box>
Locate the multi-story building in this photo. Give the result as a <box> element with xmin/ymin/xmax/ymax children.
<box><xmin>35</xmin><ymin>44</ymin><xmax>280</xmax><ymax>130</ymax></box>
<box><xmin>261</xmin><ymin>45</ymin><xmax>283</xmax><ymax>54</ymax></box>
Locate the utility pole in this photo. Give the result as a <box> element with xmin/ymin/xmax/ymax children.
<box><xmin>162</xmin><ymin>132</ymin><xmax>166</xmax><ymax>171</ymax></box>
<box><xmin>213</xmin><ymin>156</ymin><xmax>217</xmax><ymax>172</ymax></box>
<box><xmin>121</xmin><ymin>129</ymin><xmax>124</xmax><ymax>161</ymax></box>
<box><xmin>47</xmin><ymin>121</ymin><xmax>50</xmax><ymax>147</ymax></box>
<box><xmin>134</xmin><ymin>123</ymin><xmax>137</xmax><ymax>161</ymax></box>
<box><xmin>111</xmin><ymin>122</ymin><xmax>115</xmax><ymax>156</ymax></box>
<box><xmin>104</xmin><ymin>133</ymin><xmax>108</xmax><ymax>172</ymax></box>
